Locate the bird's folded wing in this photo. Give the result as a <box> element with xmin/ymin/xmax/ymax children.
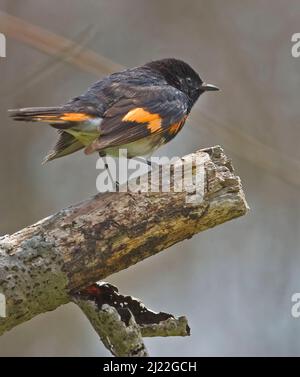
<box><xmin>84</xmin><ymin>86</ymin><xmax>189</xmax><ymax>154</ymax></box>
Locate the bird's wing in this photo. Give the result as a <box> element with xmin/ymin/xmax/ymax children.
<box><xmin>84</xmin><ymin>86</ymin><xmax>189</xmax><ymax>154</ymax></box>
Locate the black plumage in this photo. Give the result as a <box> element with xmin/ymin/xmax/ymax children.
<box><xmin>9</xmin><ymin>58</ymin><xmax>219</xmax><ymax>162</ymax></box>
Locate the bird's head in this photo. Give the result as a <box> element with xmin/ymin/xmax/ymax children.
<box><xmin>145</xmin><ymin>58</ymin><xmax>219</xmax><ymax>108</ymax></box>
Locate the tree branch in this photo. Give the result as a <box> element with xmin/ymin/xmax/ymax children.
<box><xmin>72</xmin><ymin>283</ymin><xmax>190</xmax><ymax>356</ymax></box>
<box><xmin>73</xmin><ymin>284</ymin><xmax>149</xmax><ymax>357</ymax></box>
<box><xmin>0</xmin><ymin>146</ymin><xmax>249</xmax><ymax>355</ymax></box>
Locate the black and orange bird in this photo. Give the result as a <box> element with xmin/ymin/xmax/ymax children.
<box><xmin>9</xmin><ymin>58</ymin><xmax>219</xmax><ymax>163</ymax></box>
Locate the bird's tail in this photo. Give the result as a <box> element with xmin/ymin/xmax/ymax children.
<box><xmin>8</xmin><ymin>106</ymin><xmax>91</xmax><ymax>127</ymax></box>
<box><xmin>42</xmin><ymin>131</ymin><xmax>84</xmax><ymax>164</ymax></box>
<box><xmin>8</xmin><ymin>106</ymin><xmax>97</xmax><ymax>162</ymax></box>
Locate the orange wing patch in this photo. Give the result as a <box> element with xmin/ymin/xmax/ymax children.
<box><xmin>122</xmin><ymin>107</ymin><xmax>162</xmax><ymax>133</ymax></box>
<box><xmin>169</xmin><ymin>122</ymin><xmax>182</xmax><ymax>135</ymax></box>
<box><xmin>168</xmin><ymin>116</ymin><xmax>187</xmax><ymax>135</ymax></box>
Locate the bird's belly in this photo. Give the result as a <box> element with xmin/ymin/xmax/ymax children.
<box><xmin>104</xmin><ymin>134</ymin><xmax>164</xmax><ymax>158</ymax></box>
<box><xmin>65</xmin><ymin>118</ymin><xmax>102</xmax><ymax>146</ymax></box>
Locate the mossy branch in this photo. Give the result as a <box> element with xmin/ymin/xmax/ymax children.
<box><xmin>0</xmin><ymin>146</ymin><xmax>248</xmax><ymax>356</ymax></box>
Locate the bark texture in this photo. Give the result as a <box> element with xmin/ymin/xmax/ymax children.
<box><xmin>73</xmin><ymin>283</ymin><xmax>190</xmax><ymax>356</ymax></box>
<box><xmin>0</xmin><ymin>146</ymin><xmax>248</xmax><ymax>339</ymax></box>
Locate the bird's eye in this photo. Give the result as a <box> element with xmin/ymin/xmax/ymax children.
<box><xmin>186</xmin><ymin>77</ymin><xmax>193</xmax><ymax>85</ymax></box>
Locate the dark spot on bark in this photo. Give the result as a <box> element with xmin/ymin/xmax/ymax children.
<box><xmin>181</xmin><ymin>207</ymin><xmax>192</xmax><ymax>217</ymax></box>
<box><xmin>129</xmin><ymin>221</ymin><xmax>148</xmax><ymax>236</ymax></box>
<box><xmin>72</xmin><ymin>246</ymin><xmax>82</xmax><ymax>253</ymax></box>
<box><xmin>189</xmin><ymin>213</ymin><xmax>199</xmax><ymax>221</ymax></box>
<box><xmin>186</xmin><ymin>323</ymin><xmax>191</xmax><ymax>336</ymax></box>
<box><xmin>74</xmin><ymin>283</ymin><xmax>174</xmax><ymax>326</ymax></box>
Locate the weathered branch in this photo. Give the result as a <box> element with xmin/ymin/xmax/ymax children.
<box><xmin>0</xmin><ymin>146</ymin><xmax>248</xmax><ymax>353</ymax></box>
<box><xmin>72</xmin><ymin>283</ymin><xmax>190</xmax><ymax>356</ymax></box>
<box><xmin>73</xmin><ymin>284</ymin><xmax>149</xmax><ymax>357</ymax></box>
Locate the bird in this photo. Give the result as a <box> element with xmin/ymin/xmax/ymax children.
<box><xmin>9</xmin><ymin>58</ymin><xmax>219</xmax><ymax>164</ymax></box>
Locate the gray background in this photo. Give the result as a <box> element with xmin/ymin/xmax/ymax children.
<box><xmin>0</xmin><ymin>0</ymin><xmax>299</xmax><ymax>356</ymax></box>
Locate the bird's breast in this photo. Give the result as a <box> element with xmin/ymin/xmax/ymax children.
<box><xmin>104</xmin><ymin>133</ymin><xmax>165</xmax><ymax>158</ymax></box>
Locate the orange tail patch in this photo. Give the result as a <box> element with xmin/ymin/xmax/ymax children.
<box><xmin>59</xmin><ymin>113</ymin><xmax>92</xmax><ymax>122</ymax></box>
<box><xmin>9</xmin><ymin>106</ymin><xmax>94</xmax><ymax>125</ymax></box>
<box><xmin>31</xmin><ymin>112</ymin><xmax>92</xmax><ymax>123</ymax></box>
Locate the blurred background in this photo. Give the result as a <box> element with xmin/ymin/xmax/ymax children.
<box><xmin>0</xmin><ymin>0</ymin><xmax>300</xmax><ymax>356</ymax></box>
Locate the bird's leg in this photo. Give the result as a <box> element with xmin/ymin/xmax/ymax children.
<box><xmin>146</xmin><ymin>158</ymin><xmax>160</xmax><ymax>171</ymax></box>
<box><xmin>132</xmin><ymin>156</ymin><xmax>159</xmax><ymax>170</ymax></box>
<box><xmin>100</xmin><ymin>153</ymin><xmax>119</xmax><ymax>191</ymax></box>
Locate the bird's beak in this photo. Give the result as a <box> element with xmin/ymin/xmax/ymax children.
<box><xmin>200</xmin><ymin>83</ymin><xmax>220</xmax><ymax>91</ymax></box>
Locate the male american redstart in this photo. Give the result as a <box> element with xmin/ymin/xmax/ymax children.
<box><xmin>9</xmin><ymin>58</ymin><xmax>219</xmax><ymax>163</ymax></box>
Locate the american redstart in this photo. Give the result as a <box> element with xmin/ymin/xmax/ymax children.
<box><xmin>9</xmin><ymin>58</ymin><xmax>219</xmax><ymax>163</ymax></box>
